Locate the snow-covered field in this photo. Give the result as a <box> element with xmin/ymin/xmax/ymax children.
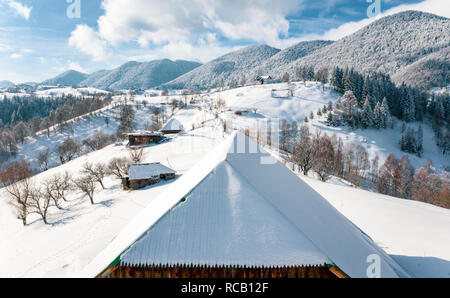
<box><xmin>0</xmin><ymin>81</ymin><xmax>448</xmax><ymax>278</ymax></box>
<box><xmin>304</xmin><ymin>176</ymin><xmax>450</xmax><ymax>278</ymax></box>
<box><xmin>0</xmin><ymin>115</ymin><xmax>225</xmax><ymax>277</ymax></box>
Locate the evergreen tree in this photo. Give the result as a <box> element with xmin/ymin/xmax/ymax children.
<box><xmin>361</xmin><ymin>97</ymin><xmax>373</xmax><ymax>129</ymax></box>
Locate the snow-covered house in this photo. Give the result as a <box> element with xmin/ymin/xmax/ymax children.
<box><xmin>256</xmin><ymin>75</ymin><xmax>273</xmax><ymax>85</ymax></box>
<box><xmin>83</xmin><ymin>132</ymin><xmax>409</xmax><ymax>278</ymax></box>
<box><xmin>123</xmin><ymin>163</ymin><xmax>176</xmax><ymax>190</ymax></box>
<box><xmin>127</xmin><ymin>131</ymin><xmax>163</xmax><ymax>146</ymax></box>
<box><xmin>160</xmin><ymin>118</ymin><xmax>184</xmax><ymax>135</ymax></box>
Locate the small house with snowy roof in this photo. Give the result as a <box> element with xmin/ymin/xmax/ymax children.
<box><xmin>160</xmin><ymin>118</ymin><xmax>184</xmax><ymax>135</ymax></box>
<box><xmin>122</xmin><ymin>163</ymin><xmax>176</xmax><ymax>190</ymax></box>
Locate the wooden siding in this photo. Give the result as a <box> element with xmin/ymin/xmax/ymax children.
<box><xmin>100</xmin><ymin>265</ymin><xmax>339</xmax><ymax>278</ymax></box>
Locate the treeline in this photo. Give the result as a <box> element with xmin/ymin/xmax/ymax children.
<box><xmin>0</xmin><ymin>94</ymin><xmax>113</xmax><ymax>160</ymax></box>
<box><xmin>276</xmin><ymin>122</ymin><xmax>449</xmax><ymax>209</ymax></box>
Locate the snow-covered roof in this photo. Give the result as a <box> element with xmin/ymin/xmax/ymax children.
<box><xmin>129</xmin><ymin>163</ymin><xmax>175</xmax><ymax>180</ymax></box>
<box><xmin>127</xmin><ymin>131</ymin><xmax>162</xmax><ymax>137</ymax></box>
<box><xmin>161</xmin><ymin>118</ymin><xmax>184</xmax><ymax>131</ymax></box>
<box><xmin>82</xmin><ymin>132</ymin><xmax>409</xmax><ymax>278</ymax></box>
<box><xmin>121</xmin><ymin>161</ymin><xmax>330</xmax><ymax>267</ymax></box>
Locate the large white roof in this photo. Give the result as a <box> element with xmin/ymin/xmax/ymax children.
<box><xmin>82</xmin><ymin>132</ymin><xmax>409</xmax><ymax>278</ymax></box>
<box><xmin>121</xmin><ymin>161</ymin><xmax>330</xmax><ymax>267</ymax></box>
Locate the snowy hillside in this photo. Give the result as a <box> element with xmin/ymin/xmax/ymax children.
<box><xmin>41</xmin><ymin>70</ymin><xmax>88</xmax><ymax>87</ymax></box>
<box><xmin>79</xmin><ymin>59</ymin><xmax>201</xmax><ymax>90</ymax></box>
<box><xmin>303</xmin><ymin>176</ymin><xmax>450</xmax><ymax>278</ymax></box>
<box><xmin>162</xmin><ymin>45</ymin><xmax>280</xmax><ymax>90</ymax></box>
<box><xmin>34</xmin><ymin>87</ymin><xmax>109</xmax><ymax>98</ymax></box>
<box><xmin>279</xmin><ymin>11</ymin><xmax>450</xmax><ymax>88</ymax></box>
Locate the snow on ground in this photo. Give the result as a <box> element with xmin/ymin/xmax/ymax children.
<box><xmin>0</xmin><ymin>108</ymin><xmax>225</xmax><ymax>277</ymax></box>
<box><xmin>34</xmin><ymin>87</ymin><xmax>109</xmax><ymax>98</ymax></box>
<box><xmin>302</xmin><ymin>176</ymin><xmax>450</xmax><ymax>278</ymax></box>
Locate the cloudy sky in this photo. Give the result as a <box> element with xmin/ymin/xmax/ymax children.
<box><xmin>0</xmin><ymin>0</ymin><xmax>448</xmax><ymax>83</ymax></box>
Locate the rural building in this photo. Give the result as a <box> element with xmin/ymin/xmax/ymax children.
<box><xmin>83</xmin><ymin>132</ymin><xmax>409</xmax><ymax>279</ymax></box>
<box><xmin>127</xmin><ymin>131</ymin><xmax>163</xmax><ymax>146</ymax></box>
<box><xmin>256</xmin><ymin>75</ymin><xmax>273</xmax><ymax>85</ymax></box>
<box><xmin>122</xmin><ymin>163</ymin><xmax>176</xmax><ymax>190</ymax></box>
<box><xmin>160</xmin><ymin>118</ymin><xmax>184</xmax><ymax>134</ymax></box>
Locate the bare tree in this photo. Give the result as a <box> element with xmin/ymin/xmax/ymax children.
<box><xmin>73</xmin><ymin>176</ymin><xmax>96</xmax><ymax>205</ymax></box>
<box><xmin>43</xmin><ymin>172</ymin><xmax>73</xmax><ymax>209</ymax></box>
<box><xmin>28</xmin><ymin>186</ymin><xmax>52</xmax><ymax>224</ymax></box>
<box><xmin>81</xmin><ymin>162</ymin><xmax>107</xmax><ymax>189</ymax></box>
<box><xmin>0</xmin><ymin>161</ymin><xmax>33</xmax><ymax>225</ymax></box>
<box><xmin>107</xmin><ymin>157</ymin><xmax>130</xmax><ymax>179</ymax></box>
<box><xmin>37</xmin><ymin>148</ymin><xmax>50</xmax><ymax>171</ymax></box>
<box><xmin>312</xmin><ymin>133</ymin><xmax>335</xmax><ymax>182</ymax></box>
<box><xmin>56</xmin><ymin>138</ymin><xmax>81</xmax><ymax>164</ymax></box>
<box><xmin>129</xmin><ymin>148</ymin><xmax>145</xmax><ymax>163</ymax></box>
<box><xmin>292</xmin><ymin>125</ymin><xmax>314</xmax><ymax>175</ymax></box>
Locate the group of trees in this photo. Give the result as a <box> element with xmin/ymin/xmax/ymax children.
<box><xmin>0</xmin><ymin>154</ymin><xmax>135</xmax><ymax>225</ymax></box>
<box><xmin>0</xmin><ymin>94</ymin><xmax>112</xmax><ymax>160</ymax></box>
<box><xmin>298</xmin><ymin>65</ymin><xmax>448</xmax><ymax>155</ymax></box>
<box><xmin>399</xmin><ymin>124</ymin><xmax>424</xmax><ymax>157</ymax></box>
<box><xmin>327</xmin><ymin>91</ymin><xmax>394</xmax><ymax>131</ymax></box>
<box><xmin>276</xmin><ymin>122</ymin><xmax>449</xmax><ymax>209</ymax></box>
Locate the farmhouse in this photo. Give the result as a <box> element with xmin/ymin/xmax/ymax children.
<box><xmin>160</xmin><ymin>118</ymin><xmax>184</xmax><ymax>135</ymax></box>
<box><xmin>128</xmin><ymin>131</ymin><xmax>163</xmax><ymax>146</ymax></box>
<box><xmin>122</xmin><ymin>163</ymin><xmax>176</xmax><ymax>190</ymax></box>
<box><xmin>83</xmin><ymin>132</ymin><xmax>409</xmax><ymax>279</ymax></box>
<box><xmin>256</xmin><ymin>75</ymin><xmax>273</xmax><ymax>85</ymax></box>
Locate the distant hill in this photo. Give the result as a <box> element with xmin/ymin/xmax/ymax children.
<box><xmin>0</xmin><ymin>80</ymin><xmax>15</xmax><ymax>88</ymax></box>
<box><xmin>41</xmin><ymin>70</ymin><xmax>88</xmax><ymax>87</ymax></box>
<box><xmin>79</xmin><ymin>59</ymin><xmax>201</xmax><ymax>90</ymax></box>
<box><xmin>162</xmin><ymin>45</ymin><xmax>280</xmax><ymax>90</ymax></box>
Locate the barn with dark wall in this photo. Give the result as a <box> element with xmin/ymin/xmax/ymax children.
<box><xmin>128</xmin><ymin>131</ymin><xmax>164</xmax><ymax>146</ymax></box>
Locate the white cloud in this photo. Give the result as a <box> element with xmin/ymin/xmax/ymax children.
<box><xmin>8</xmin><ymin>1</ymin><xmax>32</xmax><ymax>20</ymax></box>
<box><xmin>10</xmin><ymin>53</ymin><xmax>22</xmax><ymax>59</ymax></box>
<box><xmin>96</xmin><ymin>0</ymin><xmax>303</xmax><ymax>47</ymax></box>
<box><xmin>69</xmin><ymin>24</ymin><xmax>108</xmax><ymax>61</ymax></box>
<box><xmin>319</xmin><ymin>0</ymin><xmax>450</xmax><ymax>41</ymax></box>
<box><xmin>67</xmin><ymin>61</ymin><xmax>85</xmax><ymax>73</ymax></box>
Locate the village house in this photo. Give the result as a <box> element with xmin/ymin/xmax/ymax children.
<box><xmin>84</xmin><ymin>133</ymin><xmax>409</xmax><ymax>279</ymax></box>
<box><xmin>256</xmin><ymin>75</ymin><xmax>273</xmax><ymax>85</ymax></box>
<box><xmin>127</xmin><ymin>131</ymin><xmax>164</xmax><ymax>146</ymax></box>
<box><xmin>122</xmin><ymin>163</ymin><xmax>176</xmax><ymax>190</ymax></box>
<box><xmin>160</xmin><ymin>118</ymin><xmax>184</xmax><ymax>135</ymax></box>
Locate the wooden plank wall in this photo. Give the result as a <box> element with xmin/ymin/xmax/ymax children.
<box><xmin>100</xmin><ymin>265</ymin><xmax>338</xmax><ymax>278</ymax></box>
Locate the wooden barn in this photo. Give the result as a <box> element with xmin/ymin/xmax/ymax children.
<box><xmin>256</xmin><ymin>75</ymin><xmax>273</xmax><ymax>85</ymax></box>
<box><xmin>128</xmin><ymin>131</ymin><xmax>163</xmax><ymax>146</ymax></box>
<box><xmin>83</xmin><ymin>133</ymin><xmax>409</xmax><ymax>279</ymax></box>
<box><xmin>122</xmin><ymin>163</ymin><xmax>176</xmax><ymax>190</ymax></box>
<box><xmin>160</xmin><ymin>118</ymin><xmax>184</xmax><ymax>135</ymax></box>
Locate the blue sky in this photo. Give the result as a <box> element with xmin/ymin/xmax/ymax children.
<box><xmin>0</xmin><ymin>0</ymin><xmax>446</xmax><ymax>83</ymax></box>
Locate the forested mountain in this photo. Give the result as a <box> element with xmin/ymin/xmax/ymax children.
<box><xmin>42</xmin><ymin>70</ymin><xmax>88</xmax><ymax>87</ymax></box>
<box><xmin>0</xmin><ymin>81</ymin><xmax>15</xmax><ymax>88</ymax></box>
<box><xmin>79</xmin><ymin>59</ymin><xmax>201</xmax><ymax>90</ymax></box>
<box><xmin>162</xmin><ymin>45</ymin><xmax>280</xmax><ymax>90</ymax></box>
<box><xmin>279</xmin><ymin>11</ymin><xmax>449</xmax><ymax>88</ymax></box>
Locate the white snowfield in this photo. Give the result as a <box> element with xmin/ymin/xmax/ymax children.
<box><xmin>0</xmin><ymin>82</ymin><xmax>448</xmax><ymax>278</ymax></box>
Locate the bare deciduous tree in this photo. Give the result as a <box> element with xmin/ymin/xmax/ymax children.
<box><xmin>129</xmin><ymin>148</ymin><xmax>145</xmax><ymax>164</ymax></box>
<box><xmin>29</xmin><ymin>186</ymin><xmax>52</xmax><ymax>224</ymax></box>
<box><xmin>37</xmin><ymin>148</ymin><xmax>50</xmax><ymax>171</ymax></box>
<box><xmin>43</xmin><ymin>172</ymin><xmax>73</xmax><ymax>209</ymax></box>
<box><xmin>56</xmin><ymin>138</ymin><xmax>81</xmax><ymax>164</ymax></box>
<box><xmin>107</xmin><ymin>157</ymin><xmax>131</xmax><ymax>179</ymax></box>
<box><xmin>81</xmin><ymin>162</ymin><xmax>107</xmax><ymax>189</ymax></box>
<box><xmin>73</xmin><ymin>176</ymin><xmax>96</xmax><ymax>205</ymax></box>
